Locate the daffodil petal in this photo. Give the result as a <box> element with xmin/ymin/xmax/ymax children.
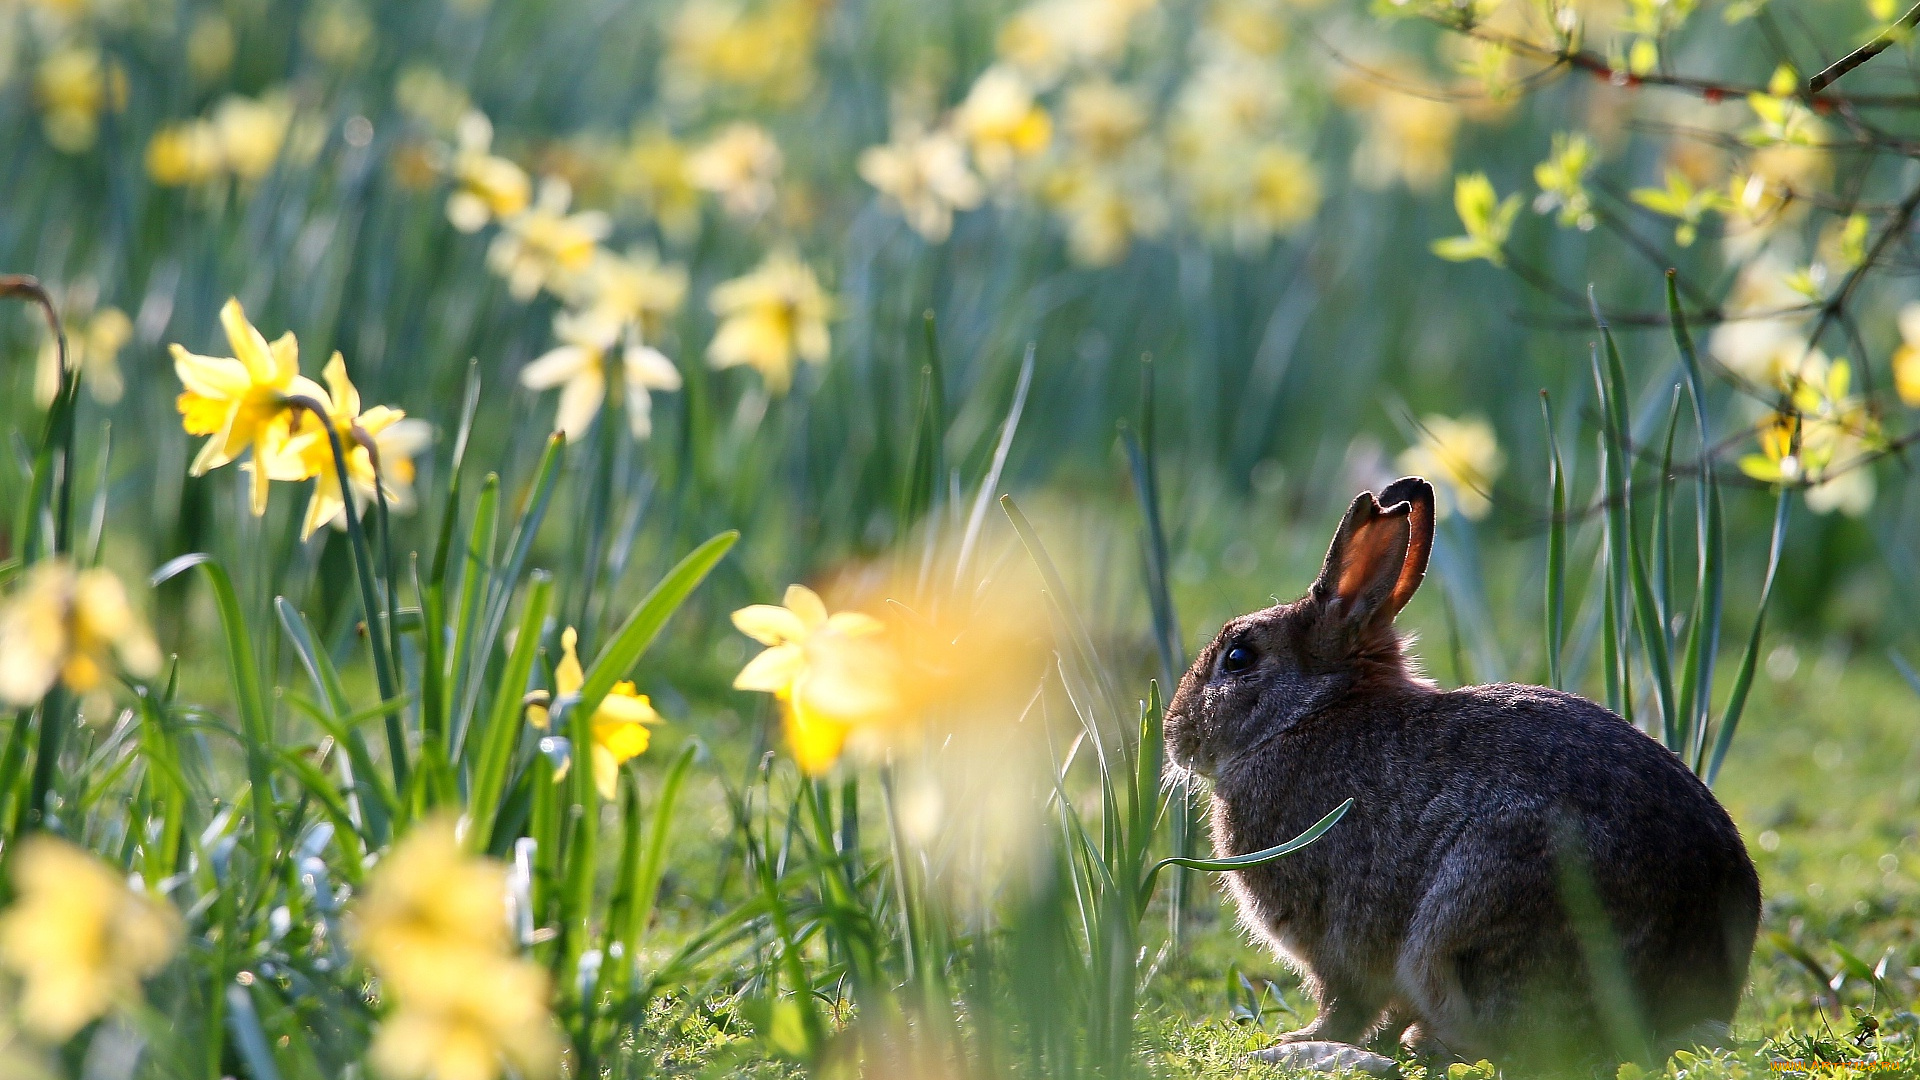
<box><xmin>782</xmin><ymin>585</ymin><xmax>828</xmax><ymax>629</ymax></box>
<box><xmin>733</xmin><ymin>643</ymin><xmax>803</xmax><ymax>692</ymax></box>
<box><xmin>731</xmin><ymin>604</ymin><xmax>807</xmax><ymax>646</ymax></box>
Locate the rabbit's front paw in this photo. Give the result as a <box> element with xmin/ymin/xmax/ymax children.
<box><xmin>1251</xmin><ymin>1040</ymin><xmax>1399</xmax><ymax>1076</ymax></box>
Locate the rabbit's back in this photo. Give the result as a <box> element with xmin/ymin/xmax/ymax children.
<box><xmin>1215</xmin><ymin>682</ymin><xmax>1760</xmax><ymax>1060</ymax></box>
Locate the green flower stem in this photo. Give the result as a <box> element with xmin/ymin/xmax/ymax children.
<box><xmin>288</xmin><ymin>396</ymin><xmax>407</xmax><ymax>792</ymax></box>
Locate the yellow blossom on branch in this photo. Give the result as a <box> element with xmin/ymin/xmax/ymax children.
<box><xmin>1432</xmin><ymin>173</ymin><xmax>1520</xmax><ymax>267</ymax></box>
<box><xmin>707</xmin><ymin>248</ymin><xmax>831</xmax><ymax>394</ymax></box>
<box><xmin>0</xmin><ymin>836</ymin><xmax>179</xmax><ymax>1041</ymax></box>
<box><xmin>732</xmin><ymin>585</ymin><xmax>900</xmax><ymax>774</ymax></box>
<box><xmin>1532</xmin><ymin>132</ymin><xmax>1595</xmax><ymax>231</ymax></box>
<box><xmin>171</xmin><ymin>298</ymin><xmax>329</xmax><ymax>516</ymax></box>
<box><xmin>352</xmin><ymin>818</ymin><xmax>558</xmax><ymax>1080</ymax></box>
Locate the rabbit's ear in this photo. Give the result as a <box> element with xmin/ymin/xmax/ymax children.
<box><xmin>1313</xmin><ymin>491</ymin><xmax>1413</xmax><ymax>627</ymax></box>
<box><xmin>1377</xmin><ymin>476</ymin><xmax>1435</xmax><ymax>614</ymax></box>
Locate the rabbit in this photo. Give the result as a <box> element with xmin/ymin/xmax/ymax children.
<box><xmin>1164</xmin><ymin>476</ymin><xmax>1760</xmax><ymax>1071</ymax></box>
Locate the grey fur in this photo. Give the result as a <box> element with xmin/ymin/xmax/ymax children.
<box><xmin>1164</xmin><ymin>478</ymin><xmax>1760</xmax><ymax>1070</ymax></box>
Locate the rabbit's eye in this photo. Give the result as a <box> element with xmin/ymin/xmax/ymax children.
<box><xmin>1221</xmin><ymin>641</ymin><xmax>1255</xmax><ymax>674</ymax></box>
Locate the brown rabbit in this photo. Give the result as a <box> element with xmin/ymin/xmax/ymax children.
<box><xmin>1164</xmin><ymin>477</ymin><xmax>1760</xmax><ymax>1071</ymax></box>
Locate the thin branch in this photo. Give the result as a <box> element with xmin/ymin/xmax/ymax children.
<box><xmin>1809</xmin><ymin>0</ymin><xmax>1920</xmax><ymax>92</ymax></box>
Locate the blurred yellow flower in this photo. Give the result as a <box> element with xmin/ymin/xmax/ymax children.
<box><xmin>1893</xmin><ymin>302</ymin><xmax>1920</xmax><ymax>408</ymax></box>
<box><xmin>560</xmin><ymin>248</ymin><xmax>689</xmax><ymax>343</ymax></box>
<box><xmin>1346</xmin><ymin>84</ymin><xmax>1458</xmax><ymax>192</ymax></box>
<box><xmin>1042</xmin><ymin>161</ymin><xmax>1165</xmax><ymax>266</ymax></box>
<box><xmin>732</xmin><ymin>585</ymin><xmax>900</xmax><ymax>774</ymax></box>
<box><xmin>954</xmin><ymin>65</ymin><xmax>1052</xmax><ymax>182</ymax></box>
<box><xmin>0</xmin><ymin>836</ymin><xmax>179</xmax><ymax>1041</ymax></box>
<box><xmin>858</xmin><ymin>125</ymin><xmax>984</xmax><ymax>242</ymax></box>
<box><xmin>303</xmin><ymin>0</ymin><xmax>372</xmax><ymax>68</ymax></box>
<box><xmin>35</xmin><ymin>42</ymin><xmax>125</xmax><ymax>154</ymax></box>
<box><xmin>263</xmin><ymin>353</ymin><xmax>432</xmax><ymax>539</ymax></box>
<box><xmin>1431</xmin><ymin>173</ymin><xmax>1520</xmax><ymax>266</ymax></box>
<box><xmin>1235</xmin><ymin>144</ymin><xmax>1321</xmax><ymax>245</ymax></box>
<box><xmin>0</xmin><ymin>559</ymin><xmax>161</xmax><ymax>707</ymax></box>
<box><xmin>996</xmin><ymin>0</ymin><xmax>1156</xmax><ymax>86</ymax></box>
<box><xmin>1169</xmin><ymin>55</ymin><xmax>1285</xmax><ymax>155</ymax></box>
<box><xmin>487</xmin><ymin>179</ymin><xmax>610</xmax><ymax>301</ymax></box>
<box><xmin>687</xmin><ymin>122</ymin><xmax>783</xmax><ymax>219</ymax></box>
<box><xmin>1707</xmin><ymin>257</ymin><xmax>1811</xmax><ymax>387</ymax></box>
<box><xmin>707</xmin><ymin>248</ymin><xmax>831</xmax><ymax>394</ymax></box>
<box><xmin>616</xmin><ymin>128</ymin><xmax>703</xmax><ymax>243</ymax></box>
<box><xmin>1397</xmin><ymin>414</ymin><xmax>1505</xmax><ymax>520</ymax></box>
<box><xmin>1740</xmin><ymin>397</ymin><xmax>1878</xmax><ymax>516</ymax></box>
<box><xmin>446</xmin><ymin>112</ymin><xmax>531</xmax><ymax>233</ymax></box>
<box><xmin>520</xmin><ymin>310</ymin><xmax>682</xmax><ymax>441</ymax></box>
<box><xmin>665</xmin><ymin>0</ymin><xmax>821</xmax><ymax>106</ymax></box>
<box><xmin>395</xmin><ymin>66</ymin><xmax>472</xmax><ymax>135</ymax></box>
<box><xmin>186</xmin><ymin>12</ymin><xmax>236</xmax><ymax>82</ymax></box>
<box><xmin>213</xmin><ymin>93</ymin><xmax>294</xmax><ymax>182</ymax></box>
<box><xmin>353</xmin><ymin>818</ymin><xmax>558</xmax><ymax>1080</ymax></box>
<box><xmin>1062</xmin><ymin>78</ymin><xmax>1149</xmax><ymax>162</ymax></box>
<box><xmin>171</xmin><ymin>298</ymin><xmax>329</xmax><ymax>515</ymax></box>
<box><xmin>34</xmin><ymin>295</ymin><xmax>130</xmax><ymax>407</ymax></box>
<box><xmin>146</xmin><ymin>120</ymin><xmax>225</xmax><ymax>187</ymax></box>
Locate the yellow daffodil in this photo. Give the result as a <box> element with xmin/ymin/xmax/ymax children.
<box><xmin>528</xmin><ymin>629</ymin><xmax>664</xmax><ymax>799</ymax></box>
<box><xmin>996</xmin><ymin>0</ymin><xmax>1155</xmax><ymax>86</ymax></box>
<box><xmin>556</xmin><ymin>247</ymin><xmax>689</xmax><ymax>343</ymax></box>
<box><xmin>35</xmin><ymin>42</ymin><xmax>125</xmax><ymax>154</ymax></box>
<box><xmin>732</xmin><ymin>585</ymin><xmax>900</xmax><ymax>774</ymax></box>
<box><xmin>707</xmin><ymin>248</ymin><xmax>831</xmax><ymax>394</ymax></box>
<box><xmin>1739</xmin><ymin>411</ymin><xmax>1804</xmax><ymax>486</ymax></box>
<box><xmin>1168</xmin><ymin>56</ymin><xmax>1285</xmax><ymax>156</ymax></box>
<box><xmin>264</xmin><ymin>353</ymin><xmax>432</xmax><ymax>539</ymax></box>
<box><xmin>1227</xmin><ymin>144</ymin><xmax>1321</xmax><ymax>249</ymax></box>
<box><xmin>520</xmin><ymin>310</ymin><xmax>682</xmax><ymax>442</ymax></box>
<box><xmin>1062</xmin><ymin>79</ymin><xmax>1149</xmax><ymax>163</ymax></box>
<box><xmin>0</xmin><ymin>836</ymin><xmax>180</xmax><ymax>1041</ymax></box>
<box><xmin>1893</xmin><ymin>302</ymin><xmax>1920</xmax><ymax>408</ymax></box>
<box><xmin>353</xmin><ymin>818</ymin><xmax>559</xmax><ymax>1080</ymax></box>
<box><xmin>487</xmin><ymin>179</ymin><xmax>610</xmax><ymax>301</ymax></box>
<box><xmin>857</xmin><ymin>125</ymin><xmax>984</xmax><ymax>242</ymax></box>
<box><xmin>0</xmin><ymin>559</ymin><xmax>161</xmax><ymax>708</ymax></box>
<box><xmin>171</xmin><ymin>297</ymin><xmax>328</xmax><ymax>515</ymax></box>
<box><xmin>34</xmin><ymin>295</ymin><xmax>130</xmax><ymax>407</ymax></box>
<box><xmin>1432</xmin><ymin>173</ymin><xmax>1521</xmax><ymax>267</ymax></box>
<box><xmin>447</xmin><ymin>111</ymin><xmax>531</xmax><ymax>233</ymax></box>
<box><xmin>1740</xmin><ymin>403</ymin><xmax>1877</xmax><ymax>516</ymax></box>
<box><xmin>212</xmin><ymin>93</ymin><xmax>293</xmax><ymax>182</ymax></box>
<box><xmin>616</xmin><ymin>128</ymin><xmax>703</xmax><ymax>243</ymax></box>
<box><xmin>664</xmin><ymin>0</ymin><xmax>820</xmax><ymax>107</ymax></box>
<box><xmin>1343</xmin><ymin>78</ymin><xmax>1458</xmax><ymax>192</ymax></box>
<box><xmin>1042</xmin><ymin>163</ymin><xmax>1166</xmax><ymax>267</ymax></box>
<box><xmin>954</xmin><ymin>65</ymin><xmax>1052</xmax><ymax>182</ymax></box>
<box><xmin>187</xmin><ymin>12</ymin><xmax>236</xmax><ymax>82</ymax></box>
<box><xmin>146</xmin><ymin>120</ymin><xmax>225</xmax><ymax>187</ymax></box>
<box><xmin>686</xmin><ymin>122</ymin><xmax>783</xmax><ymax>219</ymax></box>
<box><xmin>1397</xmin><ymin>414</ymin><xmax>1505</xmax><ymax>520</ymax></box>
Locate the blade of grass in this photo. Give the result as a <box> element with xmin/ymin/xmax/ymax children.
<box><xmin>576</xmin><ymin>530</ymin><xmax>737</xmax><ymax>717</ymax></box>
<box><xmin>1542</xmin><ymin>391</ymin><xmax>1568</xmax><ymax>690</ymax></box>
<box><xmin>468</xmin><ymin>571</ymin><xmax>553</xmax><ymax>851</ymax></box>
<box><xmin>1704</xmin><ymin>489</ymin><xmax>1789</xmax><ymax>786</ymax></box>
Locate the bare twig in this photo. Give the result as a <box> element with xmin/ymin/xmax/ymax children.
<box><xmin>1809</xmin><ymin>1</ymin><xmax>1920</xmax><ymax>93</ymax></box>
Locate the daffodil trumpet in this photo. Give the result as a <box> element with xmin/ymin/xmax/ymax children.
<box><xmin>283</xmin><ymin>393</ymin><xmax>408</xmax><ymax>783</ymax></box>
